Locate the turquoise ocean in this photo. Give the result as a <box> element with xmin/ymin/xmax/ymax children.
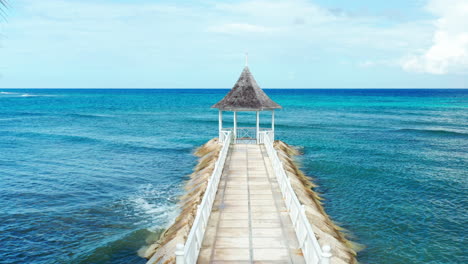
<box><xmin>0</xmin><ymin>89</ymin><xmax>466</xmax><ymax>264</ymax></box>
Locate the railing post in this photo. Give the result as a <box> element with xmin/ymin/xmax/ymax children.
<box><xmin>320</xmin><ymin>245</ymin><xmax>332</xmax><ymax>264</ymax></box>
<box><xmin>233</xmin><ymin>112</ymin><xmax>237</xmax><ymax>141</ymax></box>
<box><xmin>256</xmin><ymin>111</ymin><xmax>260</xmax><ymax>144</ymax></box>
<box><xmin>219</xmin><ymin>110</ymin><xmax>223</xmax><ymax>143</ymax></box>
<box><xmin>175</xmin><ymin>243</ymin><xmax>185</xmax><ymax>264</ymax></box>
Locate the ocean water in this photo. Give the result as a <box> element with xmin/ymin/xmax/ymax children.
<box><xmin>0</xmin><ymin>89</ymin><xmax>466</xmax><ymax>264</ymax></box>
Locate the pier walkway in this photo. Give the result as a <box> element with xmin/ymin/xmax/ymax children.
<box><xmin>197</xmin><ymin>144</ymin><xmax>305</xmax><ymax>264</ymax></box>
<box><xmin>157</xmin><ymin>65</ymin><xmax>333</xmax><ymax>264</ymax></box>
<box><xmin>171</xmin><ymin>132</ymin><xmax>330</xmax><ymax>264</ymax></box>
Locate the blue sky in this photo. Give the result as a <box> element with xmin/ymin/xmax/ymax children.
<box><xmin>0</xmin><ymin>0</ymin><xmax>467</xmax><ymax>88</ymax></box>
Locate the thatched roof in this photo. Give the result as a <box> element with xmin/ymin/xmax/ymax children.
<box><xmin>212</xmin><ymin>67</ymin><xmax>282</xmax><ymax>111</ymax></box>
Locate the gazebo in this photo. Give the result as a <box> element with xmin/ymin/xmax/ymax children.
<box><xmin>212</xmin><ymin>65</ymin><xmax>282</xmax><ymax>144</ymax></box>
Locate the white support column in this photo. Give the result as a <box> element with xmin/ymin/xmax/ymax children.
<box><xmin>271</xmin><ymin>110</ymin><xmax>275</xmax><ymax>141</ymax></box>
<box><xmin>233</xmin><ymin>111</ymin><xmax>237</xmax><ymax>141</ymax></box>
<box><xmin>256</xmin><ymin>111</ymin><xmax>260</xmax><ymax>144</ymax></box>
<box><xmin>218</xmin><ymin>110</ymin><xmax>223</xmax><ymax>143</ymax></box>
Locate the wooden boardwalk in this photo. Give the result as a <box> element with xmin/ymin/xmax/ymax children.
<box><xmin>197</xmin><ymin>144</ymin><xmax>305</xmax><ymax>264</ymax></box>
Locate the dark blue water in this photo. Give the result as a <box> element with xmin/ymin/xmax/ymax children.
<box><xmin>0</xmin><ymin>89</ymin><xmax>466</xmax><ymax>264</ymax></box>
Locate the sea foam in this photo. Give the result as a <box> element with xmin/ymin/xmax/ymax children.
<box><xmin>126</xmin><ymin>184</ymin><xmax>180</xmax><ymax>230</ymax></box>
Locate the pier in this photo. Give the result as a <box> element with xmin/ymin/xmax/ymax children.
<box><xmin>171</xmin><ymin>130</ymin><xmax>332</xmax><ymax>264</ymax></box>
<box><xmin>198</xmin><ymin>143</ymin><xmax>305</xmax><ymax>263</ymax></box>
<box><xmin>146</xmin><ymin>64</ymin><xmax>334</xmax><ymax>264</ymax></box>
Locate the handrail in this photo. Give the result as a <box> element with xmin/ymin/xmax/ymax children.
<box><xmin>221</xmin><ymin>128</ymin><xmax>273</xmax><ymax>144</ymax></box>
<box><xmin>221</xmin><ymin>127</ymin><xmax>273</xmax><ymax>130</ymax></box>
<box><xmin>175</xmin><ymin>132</ymin><xmax>232</xmax><ymax>264</ymax></box>
<box><xmin>258</xmin><ymin>129</ymin><xmax>273</xmax><ymax>144</ymax></box>
<box><xmin>261</xmin><ymin>131</ymin><xmax>332</xmax><ymax>264</ymax></box>
<box><xmin>220</xmin><ymin>129</ymin><xmax>232</xmax><ymax>144</ymax></box>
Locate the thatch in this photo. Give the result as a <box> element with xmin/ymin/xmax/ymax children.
<box><xmin>212</xmin><ymin>66</ymin><xmax>282</xmax><ymax>111</ymax></box>
<box><xmin>274</xmin><ymin>141</ymin><xmax>362</xmax><ymax>264</ymax></box>
<box><xmin>142</xmin><ymin>139</ymin><xmax>221</xmax><ymax>264</ymax></box>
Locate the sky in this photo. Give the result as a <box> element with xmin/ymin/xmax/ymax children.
<box><xmin>0</xmin><ymin>0</ymin><xmax>467</xmax><ymax>88</ymax></box>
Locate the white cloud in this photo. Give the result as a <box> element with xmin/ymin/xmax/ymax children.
<box><xmin>2</xmin><ymin>0</ymin><xmax>463</xmax><ymax>88</ymax></box>
<box><xmin>359</xmin><ymin>60</ymin><xmax>376</xmax><ymax>68</ymax></box>
<box><xmin>208</xmin><ymin>23</ymin><xmax>275</xmax><ymax>33</ymax></box>
<box><xmin>206</xmin><ymin>0</ymin><xmax>340</xmax><ymax>35</ymax></box>
<box><xmin>358</xmin><ymin>59</ymin><xmax>401</xmax><ymax>68</ymax></box>
<box><xmin>402</xmin><ymin>0</ymin><xmax>468</xmax><ymax>74</ymax></box>
<box><xmin>214</xmin><ymin>0</ymin><xmax>336</xmax><ymax>25</ymax></box>
<box><xmin>206</xmin><ymin>0</ymin><xmax>430</xmax><ymax>53</ymax></box>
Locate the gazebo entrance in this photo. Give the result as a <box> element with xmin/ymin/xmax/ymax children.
<box><xmin>236</xmin><ymin>127</ymin><xmax>257</xmax><ymax>144</ymax></box>
<box><xmin>217</xmin><ymin>111</ymin><xmax>275</xmax><ymax>144</ymax></box>
<box><xmin>212</xmin><ymin>65</ymin><xmax>281</xmax><ymax>145</ymax></box>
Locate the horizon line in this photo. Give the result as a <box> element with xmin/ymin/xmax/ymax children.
<box><xmin>1</xmin><ymin>88</ymin><xmax>467</xmax><ymax>90</ymax></box>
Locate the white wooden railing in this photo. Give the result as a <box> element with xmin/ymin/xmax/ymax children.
<box><xmin>219</xmin><ymin>129</ymin><xmax>233</xmax><ymax>144</ymax></box>
<box><xmin>174</xmin><ymin>131</ymin><xmax>232</xmax><ymax>264</ymax></box>
<box><xmin>258</xmin><ymin>128</ymin><xmax>274</xmax><ymax>144</ymax></box>
<box><xmin>261</xmin><ymin>131</ymin><xmax>332</xmax><ymax>264</ymax></box>
<box><xmin>220</xmin><ymin>128</ymin><xmax>274</xmax><ymax>144</ymax></box>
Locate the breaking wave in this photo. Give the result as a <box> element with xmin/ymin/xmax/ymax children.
<box><xmin>124</xmin><ymin>184</ymin><xmax>180</xmax><ymax>230</ymax></box>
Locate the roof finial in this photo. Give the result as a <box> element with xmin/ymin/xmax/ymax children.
<box><xmin>245</xmin><ymin>52</ymin><xmax>248</xmax><ymax>67</ymax></box>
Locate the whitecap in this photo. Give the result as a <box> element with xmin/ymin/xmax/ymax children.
<box><xmin>125</xmin><ymin>183</ymin><xmax>181</xmax><ymax>229</ymax></box>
